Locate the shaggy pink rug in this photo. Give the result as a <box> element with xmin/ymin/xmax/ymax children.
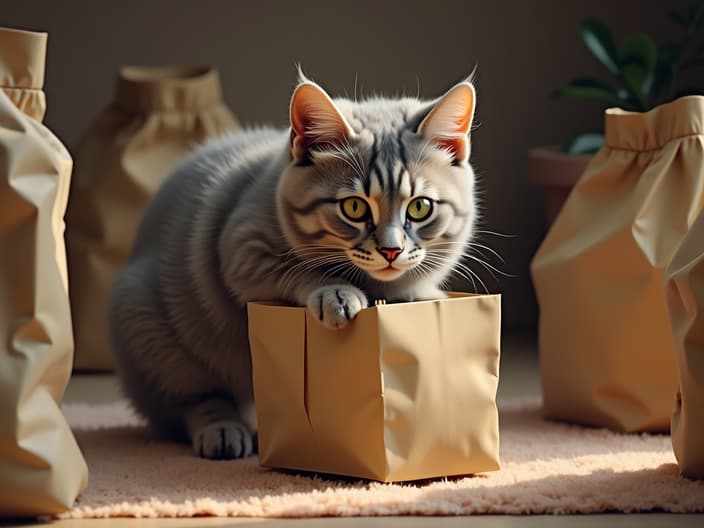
<box><xmin>61</xmin><ymin>398</ymin><xmax>704</xmax><ymax>518</ymax></box>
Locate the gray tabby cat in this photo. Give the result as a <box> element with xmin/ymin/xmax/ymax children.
<box><xmin>109</xmin><ymin>73</ymin><xmax>478</xmax><ymax>460</ymax></box>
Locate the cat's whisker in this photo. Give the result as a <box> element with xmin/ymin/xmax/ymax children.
<box><xmin>426</xmin><ymin>246</ymin><xmax>512</xmax><ymax>280</ymax></box>
<box><xmin>281</xmin><ymin>253</ymin><xmax>341</xmax><ymax>270</ymax></box>
<box><xmin>466</xmin><ymin>243</ymin><xmax>504</xmax><ymax>264</ymax></box>
<box><xmin>283</xmin><ymin>255</ymin><xmax>350</xmax><ymax>277</ymax></box>
<box><xmin>422</xmin><ymin>253</ymin><xmax>486</xmax><ymax>293</ymax></box>
<box><xmin>407</xmin><ymin>265</ymin><xmax>424</xmax><ymax>283</ymax></box>
<box><xmin>280</xmin><ymin>243</ymin><xmax>343</xmax><ymax>258</ymax></box>
<box><xmin>473</xmin><ymin>229</ymin><xmax>516</xmax><ymax>238</ymax></box>
<box><xmin>431</xmin><ymin>244</ymin><xmax>494</xmax><ymax>264</ymax></box>
<box><xmin>455</xmin><ymin>259</ymin><xmax>493</xmax><ymax>293</ymax></box>
<box><xmin>337</xmin><ymin>263</ymin><xmax>354</xmax><ymax>283</ymax></box>
<box><xmin>346</xmin><ymin>262</ymin><xmax>365</xmax><ymax>285</ymax></box>
<box><xmin>319</xmin><ymin>261</ymin><xmax>347</xmax><ymax>281</ymax></box>
<box><xmin>351</xmin><ymin>265</ymin><xmax>365</xmax><ymax>289</ymax></box>
<box><xmin>279</xmin><ymin>254</ymin><xmax>352</xmax><ymax>291</ymax></box>
<box><xmin>464</xmin><ymin>254</ymin><xmax>515</xmax><ymax>278</ymax></box>
<box><xmin>320</xmin><ymin>261</ymin><xmax>357</xmax><ymax>282</ymax></box>
<box><xmin>285</xmin><ymin>249</ymin><xmax>340</xmax><ymax>259</ymax></box>
<box><xmin>452</xmin><ymin>263</ymin><xmax>486</xmax><ymax>294</ymax></box>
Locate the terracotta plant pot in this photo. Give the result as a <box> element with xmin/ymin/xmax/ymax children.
<box><xmin>528</xmin><ymin>146</ymin><xmax>592</xmax><ymax>226</ymax></box>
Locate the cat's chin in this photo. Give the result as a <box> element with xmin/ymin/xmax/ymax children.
<box><xmin>368</xmin><ymin>266</ymin><xmax>406</xmax><ymax>282</ymax></box>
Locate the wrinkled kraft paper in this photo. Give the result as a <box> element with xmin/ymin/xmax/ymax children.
<box><xmin>532</xmin><ymin>96</ymin><xmax>704</xmax><ymax>432</ymax></box>
<box><xmin>66</xmin><ymin>65</ymin><xmax>239</xmax><ymax>371</ymax></box>
<box><xmin>248</xmin><ymin>293</ymin><xmax>501</xmax><ymax>482</ymax></box>
<box><xmin>667</xmin><ymin>210</ymin><xmax>704</xmax><ymax>479</ymax></box>
<box><xmin>0</xmin><ymin>27</ymin><xmax>88</xmax><ymax>516</ymax></box>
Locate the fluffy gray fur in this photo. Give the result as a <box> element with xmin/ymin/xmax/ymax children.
<box><xmin>109</xmin><ymin>74</ymin><xmax>479</xmax><ymax>459</ymax></box>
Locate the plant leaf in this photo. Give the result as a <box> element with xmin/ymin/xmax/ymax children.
<box><xmin>652</xmin><ymin>66</ymin><xmax>677</xmax><ymax>103</ymax></box>
<box><xmin>675</xmin><ymin>86</ymin><xmax>704</xmax><ymax>98</ymax></box>
<box><xmin>619</xmin><ymin>33</ymin><xmax>657</xmax><ymax>105</ymax></box>
<box><xmin>653</xmin><ymin>44</ymin><xmax>680</xmax><ymax>94</ymax></box>
<box><xmin>580</xmin><ymin>20</ymin><xmax>619</xmax><ymax>75</ymax></box>
<box><xmin>552</xmin><ymin>78</ymin><xmax>628</xmax><ymax>106</ymax></box>
<box><xmin>565</xmin><ymin>132</ymin><xmax>605</xmax><ymax>155</ymax></box>
<box><xmin>658</xmin><ymin>43</ymin><xmax>681</xmax><ymax>66</ymax></box>
<box><xmin>682</xmin><ymin>57</ymin><xmax>704</xmax><ymax>69</ymax></box>
<box><xmin>553</xmin><ymin>77</ymin><xmax>617</xmax><ymax>92</ymax></box>
<box><xmin>689</xmin><ymin>2</ymin><xmax>704</xmax><ymax>33</ymax></box>
<box><xmin>668</xmin><ymin>9</ymin><xmax>687</xmax><ymax>27</ymax></box>
<box><xmin>620</xmin><ymin>64</ymin><xmax>649</xmax><ymax>109</ymax></box>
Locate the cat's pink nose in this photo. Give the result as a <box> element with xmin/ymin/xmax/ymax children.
<box><xmin>378</xmin><ymin>247</ymin><xmax>403</xmax><ymax>263</ymax></box>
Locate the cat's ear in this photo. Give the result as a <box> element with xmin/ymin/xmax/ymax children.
<box><xmin>290</xmin><ymin>81</ymin><xmax>355</xmax><ymax>161</ymax></box>
<box><xmin>418</xmin><ymin>82</ymin><xmax>476</xmax><ymax>163</ymax></box>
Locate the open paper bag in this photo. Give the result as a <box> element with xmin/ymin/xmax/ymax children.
<box><xmin>248</xmin><ymin>293</ymin><xmax>501</xmax><ymax>482</ymax></box>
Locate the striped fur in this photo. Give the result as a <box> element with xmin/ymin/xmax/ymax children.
<box><xmin>108</xmin><ymin>76</ymin><xmax>478</xmax><ymax>460</ymax></box>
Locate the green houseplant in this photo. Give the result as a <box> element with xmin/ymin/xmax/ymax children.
<box><xmin>529</xmin><ymin>1</ymin><xmax>704</xmax><ymax>225</ymax></box>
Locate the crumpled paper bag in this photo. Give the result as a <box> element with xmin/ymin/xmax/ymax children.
<box><xmin>66</xmin><ymin>65</ymin><xmax>239</xmax><ymax>371</ymax></box>
<box><xmin>532</xmin><ymin>96</ymin><xmax>704</xmax><ymax>432</ymax></box>
<box><xmin>667</xmin><ymin>210</ymin><xmax>704</xmax><ymax>479</ymax></box>
<box><xmin>248</xmin><ymin>293</ymin><xmax>501</xmax><ymax>482</ymax></box>
<box><xmin>0</xmin><ymin>26</ymin><xmax>88</xmax><ymax>516</ymax></box>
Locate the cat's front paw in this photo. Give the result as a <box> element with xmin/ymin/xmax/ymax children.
<box><xmin>192</xmin><ymin>420</ymin><xmax>255</xmax><ymax>460</ymax></box>
<box><xmin>307</xmin><ymin>285</ymin><xmax>368</xmax><ymax>329</ymax></box>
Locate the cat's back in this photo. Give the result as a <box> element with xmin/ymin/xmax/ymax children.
<box><xmin>130</xmin><ymin>127</ymin><xmax>287</xmax><ymax>258</ymax></box>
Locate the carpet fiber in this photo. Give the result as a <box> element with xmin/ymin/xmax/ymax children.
<box><xmin>61</xmin><ymin>399</ymin><xmax>704</xmax><ymax>518</ymax></box>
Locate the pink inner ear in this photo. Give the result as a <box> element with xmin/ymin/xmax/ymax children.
<box><xmin>291</xmin><ymin>97</ymin><xmax>315</xmax><ymax>139</ymax></box>
<box><xmin>420</xmin><ymin>83</ymin><xmax>475</xmax><ymax>162</ymax></box>
<box><xmin>437</xmin><ymin>137</ymin><xmax>467</xmax><ymax>161</ymax></box>
<box><xmin>453</xmin><ymin>109</ymin><xmax>473</xmax><ymax>135</ymax></box>
<box><xmin>290</xmin><ymin>83</ymin><xmax>351</xmax><ymax>157</ymax></box>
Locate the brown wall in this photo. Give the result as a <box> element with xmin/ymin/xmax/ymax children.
<box><xmin>1</xmin><ymin>0</ymin><xmax>689</xmax><ymax>332</ymax></box>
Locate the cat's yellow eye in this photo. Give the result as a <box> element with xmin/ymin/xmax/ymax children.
<box><xmin>340</xmin><ymin>197</ymin><xmax>370</xmax><ymax>222</ymax></box>
<box><xmin>407</xmin><ymin>197</ymin><xmax>433</xmax><ymax>222</ymax></box>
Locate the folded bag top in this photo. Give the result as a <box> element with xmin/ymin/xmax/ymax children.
<box><xmin>0</xmin><ymin>26</ymin><xmax>88</xmax><ymax>516</ymax></box>
<box><xmin>604</xmin><ymin>95</ymin><xmax>704</xmax><ymax>153</ymax></box>
<box><xmin>248</xmin><ymin>293</ymin><xmax>501</xmax><ymax>482</ymax></box>
<box><xmin>0</xmin><ymin>27</ymin><xmax>46</xmax><ymax>118</ymax></box>
<box><xmin>115</xmin><ymin>65</ymin><xmax>225</xmax><ymax>113</ymax></box>
<box><xmin>532</xmin><ymin>95</ymin><xmax>704</xmax><ymax>433</ymax></box>
<box><xmin>66</xmin><ymin>64</ymin><xmax>239</xmax><ymax>371</ymax></box>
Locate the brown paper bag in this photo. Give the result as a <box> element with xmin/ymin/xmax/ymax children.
<box><xmin>0</xmin><ymin>27</ymin><xmax>88</xmax><ymax>516</ymax></box>
<box><xmin>531</xmin><ymin>96</ymin><xmax>704</xmax><ymax>432</ymax></box>
<box><xmin>667</xmin><ymin>211</ymin><xmax>704</xmax><ymax>479</ymax></box>
<box><xmin>248</xmin><ymin>293</ymin><xmax>501</xmax><ymax>482</ymax></box>
<box><xmin>66</xmin><ymin>65</ymin><xmax>239</xmax><ymax>371</ymax></box>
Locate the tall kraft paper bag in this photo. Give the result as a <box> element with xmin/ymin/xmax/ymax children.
<box><xmin>66</xmin><ymin>65</ymin><xmax>238</xmax><ymax>371</ymax></box>
<box><xmin>248</xmin><ymin>293</ymin><xmax>501</xmax><ymax>482</ymax></box>
<box><xmin>532</xmin><ymin>96</ymin><xmax>704</xmax><ymax>432</ymax></box>
<box><xmin>0</xmin><ymin>27</ymin><xmax>88</xmax><ymax>516</ymax></box>
<box><xmin>667</xmin><ymin>210</ymin><xmax>704</xmax><ymax>479</ymax></box>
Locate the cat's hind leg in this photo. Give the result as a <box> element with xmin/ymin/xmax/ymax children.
<box><xmin>110</xmin><ymin>258</ymin><xmax>256</xmax><ymax>460</ymax></box>
<box><xmin>184</xmin><ymin>397</ymin><xmax>256</xmax><ymax>459</ymax></box>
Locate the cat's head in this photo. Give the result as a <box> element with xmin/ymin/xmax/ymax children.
<box><xmin>277</xmin><ymin>75</ymin><xmax>477</xmax><ymax>292</ymax></box>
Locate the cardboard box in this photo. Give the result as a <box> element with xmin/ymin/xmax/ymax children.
<box><xmin>248</xmin><ymin>292</ymin><xmax>501</xmax><ymax>482</ymax></box>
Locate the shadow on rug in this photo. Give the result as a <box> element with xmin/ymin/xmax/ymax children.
<box><xmin>60</xmin><ymin>399</ymin><xmax>704</xmax><ymax>518</ymax></box>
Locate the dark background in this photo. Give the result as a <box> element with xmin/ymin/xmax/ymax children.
<box><xmin>1</xmin><ymin>0</ymin><xmax>696</xmax><ymax>333</ymax></box>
